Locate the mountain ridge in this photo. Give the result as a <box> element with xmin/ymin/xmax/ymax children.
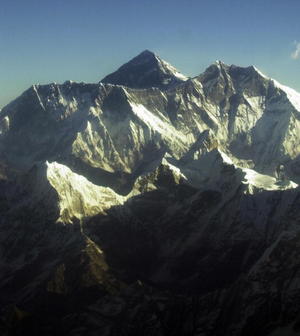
<box><xmin>0</xmin><ymin>51</ymin><xmax>300</xmax><ymax>335</ymax></box>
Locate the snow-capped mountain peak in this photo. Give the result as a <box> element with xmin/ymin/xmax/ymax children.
<box><xmin>1</xmin><ymin>51</ymin><xmax>300</xmax><ymax>336</ymax></box>
<box><xmin>100</xmin><ymin>50</ymin><xmax>188</xmax><ymax>89</ymax></box>
<box><xmin>239</xmin><ymin>66</ymin><xmax>300</xmax><ymax>113</ymax></box>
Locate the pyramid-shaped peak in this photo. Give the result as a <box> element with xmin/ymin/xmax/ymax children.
<box><xmin>139</xmin><ymin>49</ymin><xmax>157</xmax><ymax>57</ymax></box>
<box><xmin>100</xmin><ymin>50</ymin><xmax>187</xmax><ymax>89</ymax></box>
<box><xmin>124</xmin><ymin>49</ymin><xmax>158</xmax><ymax>67</ymax></box>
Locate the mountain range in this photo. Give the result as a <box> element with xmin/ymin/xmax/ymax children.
<box><xmin>0</xmin><ymin>50</ymin><xmax>300</xmax><ymax>336</ymax></box>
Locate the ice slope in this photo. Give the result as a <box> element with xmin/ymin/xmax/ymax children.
<box><xmin>46</xmin><ymin>161</ymin><xmax>127</xmax><ymax>223</ymax></box>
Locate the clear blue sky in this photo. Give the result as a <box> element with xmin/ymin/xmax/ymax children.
<box><xmin>1</xmin><ymin>0</ymin><xmax>300</xmax><ymax>108</ymax></box>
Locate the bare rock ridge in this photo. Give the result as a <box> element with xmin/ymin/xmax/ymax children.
<box><xmin>0</xmin><ymin>50</ymin><xmax>300</xmax><ymax>335</ymax></box>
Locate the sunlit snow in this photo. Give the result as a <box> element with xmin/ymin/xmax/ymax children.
<box><xmin>252</xmin><ymin>67</ymin><xmax>300</xmax><ymax>113</ymax></box>
<box><xmin>242</xmin><ymin>168</ymin><xmax>298</xmax><ymax>191</ymax></box>
<box><xmin>46</xmin><ymin>161</ymin><xmax>127</xmax><ymax>223</ymax></box>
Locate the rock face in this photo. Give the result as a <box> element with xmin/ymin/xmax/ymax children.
<box><xmin>101</xmin><ymin>49</ymin><xmax>188</xmax><ymax>89</ymax></box>
<box><xmin>0</xmin><ymin>51</ymin><xmax>300</xmax><ymax>335</ymax></box>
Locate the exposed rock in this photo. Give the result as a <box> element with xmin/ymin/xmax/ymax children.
<box><xmin>0</xmin><ymin>51</ymin><xmax>300</xmax><ymax>335</ymax></box>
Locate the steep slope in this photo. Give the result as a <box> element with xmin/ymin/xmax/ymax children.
<box><xmin>1</xmin><ymin>64</ymin><xmax>299</xmax><ymax>187</ymax></box>
<box><xmin>0</xmin><ymin>161</ymin><xmax>123</xmax><ymax>336</ymax></box>
<box><xmin>46</xmin><ymin>161</ymin><xmax>127</xmax><ymax>223</ymax></box>
<box><xmin>0</xmin><ymin>51</ymin><xmax>300</xmax><ymax>335</ymax></box>
<box><xmin>199</xmin><ymin>62</ymin><xmax>300</xmax><ymax>177</ymax></box>
<box><xmin>1</xmin><ymin>52</ymin><xmax>299</xmax><ymax>186</ymax></box>
<box><xmin>101</xmin><ymin>49</ymin><xmax>188</xmax><ymax>89</ymax></box>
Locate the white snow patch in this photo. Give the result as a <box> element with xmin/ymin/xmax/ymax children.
<box><xmin>250</xmin><ymin>68</ymin><xmax>300</xmax><ymax>112</ymax></box>
<box><xmin>0</xmin><ymin>116</ymin><xmax>9</xmax><ymax>135</ymax></box>
<box><xmin>273</xmin><ymin>80</ymin><xmax>300</xmax><ymax>112</ymax></box>
<box><xmin>162</xmin><ymin>157</ymin><xmax>187</xmax><ymax>181</ymax></box>
<box><xmin>46</xmin><ymin>161</ymin><xmax>126</xmax><ymax>223</ymax></box>
<box><xmin>130</xmin><ymin>103</ymin><xmax>187</xmax><ymax>142</ymax></box>
<box><xmin>252</xmin><ymin>66</ymin><xmax>269</xmax><ymax>79</ymax></box>
<box><xmin>33</xmin><ymin>85</ymin><xmax>46</xmax><ymax>110</ymax></box>
<box><xmin>219</xmin><ymin>151</ymin><xmax>234</xmax><ymax>165</ymax></box>
<box><xmin>213</xmin><ymin>151</ymin><xmax>298</xmax><ymax>193</ymax></box>
<box><xmin>242</xmin><ymin>168</ymin><xmax>298</xmax><ymax>191</ymax></box>
<box><xmin>157</xmin><ymin>57</ymin><xmax>188</xmax><ymax>81</ymax></box>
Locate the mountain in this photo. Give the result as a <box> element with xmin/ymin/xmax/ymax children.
<box><xmin>101</xmin><ymin>49</ymin><xmax>188</xmax><ymax>89</ymax></box>
<box><xmin>0</xmin><ymin>51</ymin><xmax>300</xmax><ymax>335</ymax></box>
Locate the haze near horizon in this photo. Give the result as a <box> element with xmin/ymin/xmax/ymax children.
<box><xmin>1</xmin><ymin>0</ymin><xmax>299</xmax><ymax>108</ymax></box>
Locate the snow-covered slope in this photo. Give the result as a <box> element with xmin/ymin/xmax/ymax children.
<box><xmin>1</xmin><ymin>53</ymin><xmax>299</xmax><ymax>185</ymax></box>
<box><xmin>46</xmin><ymin>161</ymin><xmax>127</xmax><ymax>223</ymax></box>
<box><xmin>1</xmin><ymin>50</ymin><xmax>300</xmax><ymax>336</ymax></box>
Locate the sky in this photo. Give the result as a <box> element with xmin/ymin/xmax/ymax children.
<box><xmin>0</xmin><ymin>0</ymin><xmax>300</xmax><ymax>108</ymax></box>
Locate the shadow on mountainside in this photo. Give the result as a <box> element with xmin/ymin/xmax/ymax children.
<box><xmin>84</xmin><ymin>179</ymin><xmax>300</xmax><ymax>295</ymax></box>
<box><xmin>0</xmin><ymin>164</ymin><xmax>300</xmax><ymax>335</ymax></box>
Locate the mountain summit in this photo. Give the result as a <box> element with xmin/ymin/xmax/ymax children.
<box><xmin>0</xmin><ymin>52</ymin><xmax>300</xmax><ymax>336</ymax></box>
<box><xmin>100</xmin><ymin>49</ymin><xmax>188</xmax><ymax>89</ymax></box>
